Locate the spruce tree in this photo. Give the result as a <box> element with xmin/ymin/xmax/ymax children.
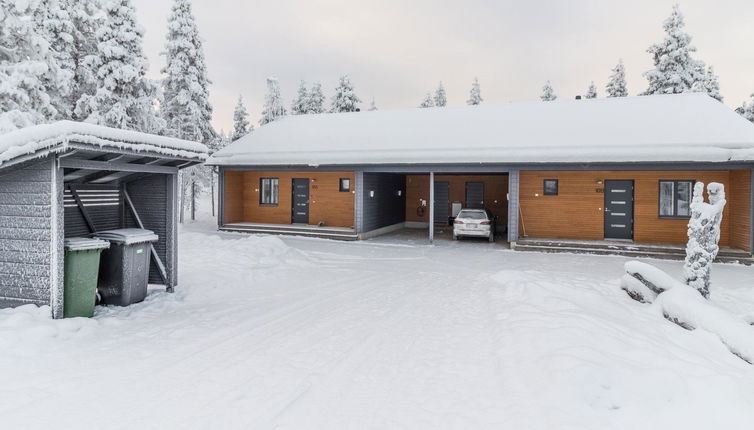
<box><xmin>540</xmin><ymin>81</ymin><xmax>557</xmax><ymax>101</ymax></box>
<box><xmin>434</xmin><ymin>81</ymin><xmax>447</xmax><ymax>107</ymax></box>
<box><xmin>232</xmin><ymin>95</ymin><xmax>251</xmax><ymax>140</ymax></box>
<box><xmin>606</xmin><ymin>59</ymin><xmax>628</xmax><ymax>97</ymax></box>
<box><xmin>736</xmin><ymin>96</ymin><xmax>754</xmax><ymax>123</ymax></box>
<box><xmin>330</xmin><ymin>75</ymin><xmax>361</xmax><ymax>112</ymax></box>
<box><xmin>585</xmin><ymin>81</ymin><xmax>597</xmax><ymax>99</ymax></box>
<box><xmin>696</xmin><ymin>65</ymin><xmax>722</xmax><ymax>102</ymax></box>
<box><xmin>0</xmin><ymin>0</ymin><xmax>61</xmax><ymax>132</ymax></box>
<box><xmin>467</xmin><ymin>77</ymin><xmax>482</xmax><ymax>105</ymax></box>
<box><xmin>260</xmin><ymin>77</ymin><xmax>286</xmax><ymax>125</ymax></box>
<box><xmin>307</xmin><ymin>81</ymin><xmax>326</xmax><ymax>114</ymax></box>
<box><xmin>419</xmin><ymin>92</ymin><xmax>434</xmax><ymax>108</ymax></box>
<box><xmin>69</xmin><ymin>0</ymin><xmax>103</xmax><ymax>121</ymax></box>
<box><xmin>368</xmin><ymin>98</ymin><xmax>378</xmax><ymax>111</ymax></box>
<box><xmin>291</xmin><ymin>80</ymin><xmax>309</xmax><ymax>115</ymax></box>
<box><xmin>643</xmin><ymin>5</ymin><xmax>706</xmax><ymax>96</ymax></box>
<box><xmin>34</xmin><ymin>0</ymin><xmax>75</xmax><ymax>119</ymax></box>
<box><xmin>83</xmin><ymin>0</ymin><xmax>162</xmax><ymax>132</ymax></box>
<box><xmin>161</xmin><ymin>0</ymin><xmax>214</xmax><ymax>142</ymax></box>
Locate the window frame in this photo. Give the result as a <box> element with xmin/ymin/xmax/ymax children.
<box><xmin>658</xmin><ymin>179</ymin><xmax>694</xmax><ymax>219</ymax></box>
<box><xmin>259</xmin><ymin>177</ymin><xmax>279</xmax><ymax>206</ymax></box>
<box><xmin>339</xmin><ymin>177</ymin><xmax>351</xmax><ymax>192</ymax></box>
<box><xmin>543</xmin><ymin>179</ymin><xmax>558</xmax><ymax>196</ymax></box>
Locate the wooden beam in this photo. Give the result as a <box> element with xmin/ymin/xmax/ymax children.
<box><xmin>68</xmin><ymin>185</ymin><xmax>97</xmax><ymax>233</ymax></box>
<box><xmin>59</xmin><ymin>158</ymin><xmax>179</xmax><ymax>174</ymax></box>
<box><xmin>123</xmin><ymin>188</ymin><xmax>169</xmax><ymax>284</ymax></box>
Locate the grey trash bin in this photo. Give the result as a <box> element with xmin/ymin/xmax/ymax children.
<box><xmin>94</xmin><ymin>228</ymin><xmax>159</xmax><ymax>306</ymax></box>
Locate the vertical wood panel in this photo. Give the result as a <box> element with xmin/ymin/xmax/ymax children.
<box><xmin>729</xmin><ymin>169</ymin><xmax>752</xmax><ymax>252</ymax></box>
<box><xmin>405</xmin><ymin>174</ymin><xmax>508</xmax><ymax>224</ymax></box>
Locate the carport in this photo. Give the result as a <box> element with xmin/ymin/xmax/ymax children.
<box><xmin>0</xmin><ymin>121</ymin><xmax>208</xmax><ymax>318</ymax></box>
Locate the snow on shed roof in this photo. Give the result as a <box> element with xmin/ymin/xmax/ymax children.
<box><xmin>0</xmin><ymin>121</ymin><xmax>209</xmax><ymax>168</ymax></box>
<box><xmin>208</xmin><ymin>93</ymin><xmax>754</xmax><ymax>167</ymax></box>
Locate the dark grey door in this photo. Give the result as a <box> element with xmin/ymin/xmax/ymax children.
<box><xmin>434</xmin><ymin>181</ymin><xmax>449</xmax><ymax>223</ymax></box>
<box><xmin>604</xmin><ymin>180</ymin><xmax>634</xmax><ymax>240</ymax></box>
<box><xmin>292</xmin><ymin>178</ymin><xmax>309</xmax><ymax>224</ymax></box>
<box><xmin>465</xmin><ymin>182</ymin><xmax>484</xmax><ymax>209</ymax></box>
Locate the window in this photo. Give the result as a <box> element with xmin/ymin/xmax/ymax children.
<box><xmin>339</xmin><ymin>178</ymin><xmax>350</xmax><ymax>192</ymax></box>
<box><xmin>659</xmin><ymin>180</ymin><xmax>693</xmax><ymax>218</ymax></box>
<box><xmin>543</xmin><ymin>179</ymin><xmax>558</xmax><ymax>196</ymax></box>
<box><xmin>259</xmin><ymin>178</ymin><xmax>279</xmax><ymax>205</ymax></box>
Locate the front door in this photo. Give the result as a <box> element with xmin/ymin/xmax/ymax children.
<box><xmin>465</xmin><ymin>182</ymin><xmax>484</xmax><ymax>209</ymax></box>
<box><xmin>604</xmin><ymin>180</ymin><xmax>634</xmax><ymax>240</ymax></box>
<box><xmin>434</xmin><ymin>181</ymin><xmax>449</xmax><ymax>223</ymax></box>
<box><xmin>292</xmin><ymin>178</ymin><xmax>310</xmax><ymax>224</ymax></box>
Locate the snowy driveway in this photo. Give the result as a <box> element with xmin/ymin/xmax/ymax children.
<box><xmin>1</xmin><ymin>225</ymin><xmax>754</xmax><ymax>429</ymax></box>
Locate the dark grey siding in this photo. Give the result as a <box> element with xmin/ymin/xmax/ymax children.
<box><xmin>362</xmin><ymin>173</ymin><xmax>406</xmax><ymax>232</ymax></box>
<box><xmin>0</xmin><ymin>159</ymin><xmax>54</xmax><ymax>308</ymax></box>
<box><xmin>125</xmin><ymin>174</ymin><xmax>168</xmax><ymax>285</ymax></box>
<box><xmin>507</xmin><ymin>169</ymin><xmax>519</xmax><ymax>243</ymax></box>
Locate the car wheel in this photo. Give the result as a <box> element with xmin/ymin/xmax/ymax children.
<box><xmin>453</xmin><ymin>234</ymin><xmax>459</xmax><ymax>240</ymax></box>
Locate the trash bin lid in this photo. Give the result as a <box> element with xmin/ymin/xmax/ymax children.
<box><xmin>64</xmin><ymin>237</ymin><xmax>111</xmax><ymax>251</ymax></box>
<box><xmin>93</xmin><ymin>228</ymin><xmax>159</xmax><ymax>245</ymax></box>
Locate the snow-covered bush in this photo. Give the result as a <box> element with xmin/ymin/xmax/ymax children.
<box><xmin>683</xmin><ymin>182</ymin><xmax>726</xmax><ymax>298</ymax></box>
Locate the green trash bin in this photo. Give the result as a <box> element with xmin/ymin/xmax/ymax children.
<box><xmin>63</xmin><ymin>237</ymin><xmax>110</xmax><ymax>318</ymax></box>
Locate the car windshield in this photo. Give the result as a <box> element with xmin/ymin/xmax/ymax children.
<box><xmin>458</xmin><ymin>210</ymin><xmax>487</xmax><ymax>220</ymax></box>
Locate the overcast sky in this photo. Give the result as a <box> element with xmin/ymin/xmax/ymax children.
<box><xmin>132</xmin><ymin>0</ymin><xmax>754</xmax><ymax>133</ymax></box>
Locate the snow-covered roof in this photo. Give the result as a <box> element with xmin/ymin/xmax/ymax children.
<box><xmin>208</xmin><ymin>93</ymin><xmax>754</xmax><ymax>167</ymax></box>
<box><xmin>0</xmin><ymin>121</ymin><xmax>209</xmax><ymax>168</ymax></box>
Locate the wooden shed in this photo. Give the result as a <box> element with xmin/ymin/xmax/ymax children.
<box><xmin>0</xmin><ymin>121</ymin><xmax>208</xmax><ymax>318</ymax></box>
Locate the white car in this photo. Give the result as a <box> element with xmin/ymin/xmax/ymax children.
<box><xmin>453</xmin><ymin>209</ymin><xmax>496</xmax><ymax>242</ymax></box>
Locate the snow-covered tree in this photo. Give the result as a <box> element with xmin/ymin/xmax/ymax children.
<box><xmin>737</xmin><ymin>96</ymin><xmax>754</xmax><ymax>123</ymax></box>
<box><xmin>291</xmin><ymin>80</ymin><xmax>309</xmax><ymax>115</ymax></box>
<box><xmin>82</xmin><ymin>0</ymin><xmax>162</xmax><ymax>132</ymax></box>
<box><xmin>161</xmin><ymin>0</ymin><xmax>214</xmax><ymax>142</ymax></box>
<box><xmin>419</xmin><ymin>92</ymin><xmax>434</xmax><ymax>108</ymax></box>
<box><xmin>606</xmin><ymin>59</ymin><xmax>628</xmax><ymax>97</ymax></box>
<box><xmin>307</xmin><ymin>81</ymin><xmax>326</xmax><ymax>114</ymax></box>
<box><xmin>434</xmin><ymin>81</ymin><xmax>447</xmax><ymax>107</ymax></box>
<box><xmin>260</xmin><ymin>77</ymin><xmax>286</xmax><ymax>125</ymax></box>
<box><xmin>585</xmin><ymin>81</ymin><xmax>597</xmax><ymax>99</ymax></box>
<box><xmin>540</xmin><ymin>81</ymin><xmax>557</xmax><ymax>101</ymax></box>
<box><xmin>0</xmin><ymin>0</ymin><xmax>64</xmax><ymax>132</ymax></box>
<box><xmin>368</xmin><ymin>98</ymin><xmax>378</xmax><ymax>111</ymax></box>
<box><xmin>643</xmin><ymin>5</ymin><xmax>706</xmax><ymax>96</ymax></box>
<box><xmin>467</xmin><ymin>77</ymin><xmax>482</xmax><ymax>105</ymax></box>
<box><xmin>69</xmin><ymin>0</ymin><xmax>104</xmax><ymax>121</ymax></box>
<box><xmin>232</xmin><ymin>95</ymin><xmax>251</xmax><ymax>140</ymax></box>
<box><xmin>330</xmin><ymin>75</ymin><xmax>361</xmax><ymax>112</ymax></box>
<box><xmin>693</xmin><ymin>65</ymin><xmax>723</xmax><ymax>102</ymax></box>
<box><xmin>34</xmin><ymin>0</ymin><xmax>76</xmax><ymax>119</ymax></box>
<box><xmin>684</xmin><ymin>182</ymin><xmax>726</xmax><ymax>299</ymax></box>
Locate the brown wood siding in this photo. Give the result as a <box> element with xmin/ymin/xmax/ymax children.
<box><xmin>223</xmin><ymin>171</ymin><xmax>355</xmax><ymax>228</ymax></box>
<box><xmin>519</xmin><ymin>170</ymin><xmax>745</xmax><ymax>248</ymax></box>
<box><xmin>729</xmin><ymin>170</ymin><xmax>752</xmax><ymax>252</ymax></box>
<box><xmin>222</xmin><ymin>170</ymin><xmax>244</xmax><ymax>223</ymax></box>
<box><xmin>405</xmin><ymin>175</ymin><xmax>509</xmax><ymax>223</ymax></box>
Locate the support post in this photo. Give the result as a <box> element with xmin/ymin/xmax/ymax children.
<box><xmin>191</xmin><ymin>180</ymin><xmax>196</xmax><ymax>221</ymax></box>
<box><xmin>507</xmin><ymin>169</ymin><xmax>520</xmax><ymax>246</ymax></box>
<box><xmin>429</xmin><ymin>171</ymin><xmax>435</xmax><ymax>244</ymax></box>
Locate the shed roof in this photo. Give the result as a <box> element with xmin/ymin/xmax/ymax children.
<box><xmin>0</xmin><ymin>120</ymin><xmax>208</xmax><ymax>169</ymax></box>
<box><xmin>208</xmin><ymin>93</ymin><xmax>754</xmax><ymax>167</ymax></box>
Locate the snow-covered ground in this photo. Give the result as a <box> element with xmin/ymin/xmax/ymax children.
<box><xmin>1</xmin><ymin>216</ymin><xmax>754</xmax><ymax>429</ymax></box>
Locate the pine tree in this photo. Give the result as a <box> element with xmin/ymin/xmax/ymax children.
<box><xmin>606</xmin><ymin>59</ymin><xmax>628</xmax><ymax>97</ymax></box>
<box><xmin>419</xmin><ymin>92</ymin><xmax>434</xmax><ymax>108</ymax></box>
<box><xmin>368</xmin><ymin>98</ymin><xmax>378</xmax><ymax>111</ymax></box>
<box><xmin>467</xmin><ymin>77</ymin><xmax>482</xmax><ymax>105</ymax></box>
<box><xmin>643</xmin><ymin>5</ymin><xmax>706</xmax><ymax>96</ymax></box>
<box><xmin>260</xmin><ymin>77</ymin><xmax>286</xmax><ymax>125</ymax></box>
<box><xmin>585</xmin><ymin>81</ymin><xmax>597</xmax><ymax>99</ymax></box>
<box><xmin>291</xmin><ymin>80</ymin><xmax>309</xmax><ymax>115</ymax></box>
<box><xmin>696</xmin><ymin>65</ymin><xmax>723</xmax><ymax>102</ymax></box>
<box><xmin>330</xmin><ymin>75</ymin><xmax>361</xmax><ymax>112</ymax></box>
<box><xmin>69</xmin><ymin>0</ymin><xmax>103</xmax><ymax>121</ymax></box>
<box><xmin>540</xmin><ymin>81</ymin><xmax>557</xmax><ymax>101</ymax></box>
<box><xmin>83</xmin><ymin>0</ymin><xmax>163</xmax><ymax>132</ymax></box>
<box><xmin>161</xmin><ymin>0</ymin><xmax>214</xmax><ymax>142</ymax></box>
<box><xmin>232</xmin><ymin>95</ymin><xmax>251</xmax><ymax>140</ymax></box>
<box><xmin>34</xmin><ymin>0</ymin><xmax>75</xmax><ymax>119</ymax></box>
<box><xmin>737</xmin><ymin>95</ymin><xmax>754</xmax><ymax>123</ymax></box>
<box><xmin>0</xmin><ymin>0</ymin><xmax>61</xmax><ymax>132</ymax></box>
<box><xmin>307</xmin><ymin>81</ymin><xmax>326</xmax><ymax>114</ymax></box>
<box><xmin>434</xmin><ymin>81</ymin><xmax>447</xmax><ymax>107</ymax></box>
